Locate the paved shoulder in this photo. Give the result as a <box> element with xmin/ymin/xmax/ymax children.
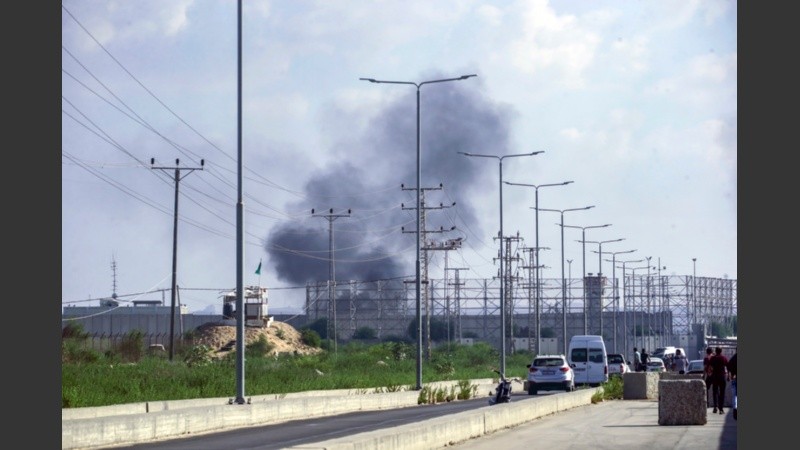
<box><xmin>450</xmin><ymin>399</ymin><xmax>737</xmax><ymax>450</ymax></box>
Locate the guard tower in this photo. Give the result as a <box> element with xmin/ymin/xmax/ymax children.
<box><xmin>221</xmin><ymin>285</ymin><xmax>271</xmax><ymax>327</ymax></box>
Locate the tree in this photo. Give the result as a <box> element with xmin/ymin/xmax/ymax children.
<box><xmin>353</xmin><ymin>326</ymin><xmax>377</xmax><ymax>340</ymax></box>
<box><xmin>305</xmin><ymin>318</ymin><xmax>329</xmax><ymax>339</ymax></box>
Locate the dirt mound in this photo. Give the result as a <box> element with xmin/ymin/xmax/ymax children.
<box><xmin>193</xmin><ymin>320</ymin><xmax>322</xmax><ymax>357</ymax></box>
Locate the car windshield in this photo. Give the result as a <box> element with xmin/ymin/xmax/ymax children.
<box><xmin>608</xmin><ymin>355</ymin><xmax>624</xmax><ymax>364</ymax></box>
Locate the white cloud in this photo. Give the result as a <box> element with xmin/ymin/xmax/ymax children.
<box><xmin>476</xmin><ymin>4</ymin><xmax>503</xmax><ymax>26</ymax></box>
<box><xmin>509</xmin><ymin>0</ymin><xmax>601</xmax><ymax>89</ymax></box>
<box><xmin>559</xmin><ymin>127</ymin><xmax>582</xmax><ymax>141</ymax></box>
<box><xmin>646</xmin><ymin>52</ymin><xmax>736</xmax><ymax>109</ymax></box>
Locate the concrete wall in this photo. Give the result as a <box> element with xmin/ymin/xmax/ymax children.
<box><xmin>62</xmin><ymin>380</ymin><xmax>599</xmax><ymax>450</ymax></box>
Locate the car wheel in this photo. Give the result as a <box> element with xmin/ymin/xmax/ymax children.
<box><xmin>528</xmin><ymin>385</ymin><xmax>537</xmax><ymax>395</ymax></box>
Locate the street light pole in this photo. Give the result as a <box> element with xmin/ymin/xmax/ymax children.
<box><xmin>693</xmin><ymin>257</ymin><xmax>700</xmax><ymax>337</ymax></box>
<box><xmin>567</xmin><ymin>259</ymin><xmax>573</xmax><ymax>305</ymax></box>
<box><xmin>582</xmin><ymin>238</ymin><xmax>624</xmax><ymax>336</ymax></box>
<box><xmin>460</xmin><ymin>151</ymin><xmax>543</xmax><ymax>374</ymax></box>
<box><xmin>535</xmin><ymin>206</ymin><xmax>594</xmax><ymax>354</ymax></box>
<box><xmin>646</xmin><ymin>256</ymin><xmax>653</xmax><ymax>345</ymax></box>
<box><xmin>614</xmin><ymin>259</ymin><xmax>644</xmax><ymax>356</ymax></box>
<box><xmin>360</xmin><ymin>74</ymin><xmax>476</xmax><ymax>390</ymax></box>
<box><xmin>504</xmin><ymin>180</ymin><xmax>573</xmax><ymax>354</ymax></box>
<box><xmin>562</xmin><ymin>223</ymin><xmax>611</xmax><ymax>334</ymax></box>
<box><xmin>597</xmin><ymin>249</ymin><xmax>635</xmax><ymax>352</ymax></box>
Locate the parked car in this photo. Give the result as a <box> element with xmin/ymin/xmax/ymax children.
<box><xmin>526</xmin><ymin>354</ymin><xmax>575</xmax><ymax>394</ymax></box>
<box><xmin>686</xmin><ymin>359</ymin><xmax>705</xmax><ymax>375</ymax></box>
<box><xmin>646</xmin><ymin>356</ymin><xmax>667</xmax><ymax>373</ymax></box>
<box><xmin>607</xmin><ymin>353</ymin><xmax>630</xmax><ymax>377</ymax></box>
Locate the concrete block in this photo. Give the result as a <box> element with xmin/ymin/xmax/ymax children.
<box><xmin>658</xmin><ymin>379</ymin><xmax>707</xmax><ymax>425</ymax></box>
<box><xmin>623</xmin><ymin>372</ymin><xmax>659</xmax><ymax>400</ymax></box>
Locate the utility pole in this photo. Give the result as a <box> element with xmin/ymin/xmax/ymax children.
<box><xmin>446</xmin><ymin>266</ymin><xmax>468</xmax><ymax>342</ymax></box>
<box><xmin>434</xmin><ymin>237</ymin><xmax>464</xmax><ymax>344</ymax></box>
<box><xmin>150</xmin><ymin>158</ymin><xmax>204</xmax><ymax>362</ymax></box>
<box><xmin>499</xmin><ymin>232</ymin><xmax>523</xmax><ymax>353</ymax></box>
<box><xmin>419</xmin><ymin>228</ymin><xmax>458</xmax><ymax>358</ymax></box>
<box><xmin>521</xmin><ymin>247</ymin><xmax>535</xmax><ymax>352</ymax></box>
<box><xmin>110</xmin><ymin>253</ymin><xmax>119</xmax><ymax>302</ymax></box>
<box><xmin>403</xmin><ymin>183</ymin><xmax>454</xmax><ymax>359</ymax></box>
<box><xmin>312</xmin><ymin>208</ymin><xmax>351</xmax><ymax>353</ymax></box>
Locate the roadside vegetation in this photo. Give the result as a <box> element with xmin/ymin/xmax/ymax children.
<box><xmin>62</xmin><ymin>323</ymin><xmax>627</xmax><ymax>408</ymax></box>
<box><xmin>61</xmin><ymin>324</ymin><xmax>535</xmax><ymax>408</ymax></box>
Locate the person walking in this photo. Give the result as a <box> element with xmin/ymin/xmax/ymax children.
<box><xmin>727</xmin><ymin>349</ymin><xmax>737</xmax><ymax>420</ymax></box>
<box><xmin>709</xmin><ymin>347</ymin><xmax>729</xmax><ymax>414</ymax></box>
<box><xmin>703</xmin><ymin>347</ymin><xmax>714</xmax><ymax>403</ymax></box>
<box><xmin>633</xmin><ymin>347</ymin><xmax>642</xmax><ymax>372</ymax></box>
<box><xmin>672</xmin><ymin>348</ymin><xmax>688</xmax><ymax>374</ymax></box>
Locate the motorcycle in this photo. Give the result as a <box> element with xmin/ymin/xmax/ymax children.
<box><xmin>488</xmin><ymin>369</ymin><xmax>519</xmax><ymax>405</ymax></box>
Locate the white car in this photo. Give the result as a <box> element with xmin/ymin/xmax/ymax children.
<box><xmin>646</xmin><ymin>356</ymin><xmax>667</xmax><ymax>373</ymax></box>
<box><xmin>607</xmin><ymin>353</ymin><xmax>630</xmax><ymax>377</ymax></box>
<box><xmin>526</xmin><ymin>354</ymin><xmax>575</xmax><ymax>394</ymax></box>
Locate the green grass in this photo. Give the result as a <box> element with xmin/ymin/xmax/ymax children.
<box><xmin>62</xmin><ymin>340</ymin><xmax>536</xmax><ymax>408</ymax></box>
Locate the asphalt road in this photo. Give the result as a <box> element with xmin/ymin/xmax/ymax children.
<box><xmin>111</xmin><ymin>392</ymin><xmax>524</xmax><ymax>450</ymax></box>
<box><xmin>450</xmin><ymin>399</ymin><xmax>737</xmax><ymax>450</ymax></box>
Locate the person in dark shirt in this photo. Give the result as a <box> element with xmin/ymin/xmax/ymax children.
<box><xmin>727</xmin><ymin>350</ymin><xmax>737</xmax><ymax>419</ymax></box>
<box><xmin>709</xmin><ymin>347</ymin><xmax>729</xmax><ymax>414</ymax></box>
<box><xmin>640</xmin><ymin>348</ymin><xmax>649</xmax><ymax>372</ymax></box>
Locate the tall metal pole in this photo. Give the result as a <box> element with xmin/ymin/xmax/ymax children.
<box><xmin>235</xmin><ymin>0</ymin><xmax>245</xmax><ymax>404</ymax></box>
<box><xmin>360</xmin><ymin>74</ymin><xmax>476</xmax><ymax>389</ymax></box>
<box><xmin>693</xmin><ymin>257</ymin><xmax>698</xmax><ymax>337</ymax></box>
<box><xmin>601</xmin><ymin>250</ymin><xmax>636</xmax><ymax>352</ymax></box>
<box><xmin>461</xmin><ymin>151</ymin><xmax>543</xmax><ymax>374</ymax></box>
<box><xmin>536</xmin><ymin>206</ymin><xmax>594</xmax><ymax>354</ymax></box>
<box><xmin>505</xmin><ymin>180</ymin><xmax>572</xmax><ymax>354</ymax></box>
<box><xmin>646</xmin><ymin>256</ymin><xmax>652</xmax><ymax>346</ymax></box>
<box><xmin>562</xmin><ymin>224</ymin><xmax>611</xmax><ymax>335</ymax></box>
<box><xmin>150</xmin><ymin>158</ymin><xmax>204</xmax><ymax>362</ymax></box>
<box><xmin>312</xmin><ymin>208</ymin><xmax>351</xmax><ymax>353</ymax></box>
<box><xmin>615</xmin><ymin>259</ymin><xmax>643</xmax><ymax>356</ymax></box>
<box><xmin>583</xmin><ymin>238</ymin><xmax>624</xmax><ymax>335</ymax></box>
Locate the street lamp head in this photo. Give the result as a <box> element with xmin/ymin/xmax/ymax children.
<box><xmin>359</xmin><ymin>77</ymin><xmax>377</xmax><ymax>83</ymax></box>
<box><xmin>459</xmin><ymin>74</ymin><xmax>478</xmax><ymax>80</ymax></box>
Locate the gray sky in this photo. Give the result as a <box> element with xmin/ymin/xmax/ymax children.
<box><xmin>62</xmin><ymin>0</ymin><xmax>736</xmax><ymax>314</ymax></box>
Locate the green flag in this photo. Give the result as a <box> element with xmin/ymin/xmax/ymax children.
<box><xmin>255</xmin><ymin>260</ymin><xmax>262</xmax><ymax>275</ymax></box>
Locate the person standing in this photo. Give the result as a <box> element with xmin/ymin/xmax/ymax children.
<box><xmin>633</xmin><ymin>347</ymin><xmax>642</xmax><ymax>372</ymax></box>
<box><xmin>673</xmin><ymin>348</ymin><xmax>688</xmax><ymax>374</ymax></box>
<box><xmin>709</xmin><ymin>347</ymin><xmax>729</xmax><ymax>414</ymax></box>
<box><xmin>727</xmin><ymin>349</ymin><xmax>737</xmax><ymax>420</ymax></box>
<box><xmin>640</xmin><ymin>348</ymin><xmax>649</xmax><ymax>372</ymax></box>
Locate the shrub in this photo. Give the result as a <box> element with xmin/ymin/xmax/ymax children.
<box><xmin>118</xmin><ymin>330</ymin><xmax>145</xmax><ymax>362</ymax></box>
<box><xmin>353</xmin><ymin>326</ymin><xmax>377</xmax><ymax>340</ymax></box>
<box><xmin>300</xmin><ymin>329</ymin><xmax>322</xmax><ymax>348</ymax></box>
<box><xmin>246</xmin><ymin>335</ymin><xmax>275</xmax><ymax>357</ymax></box>
<box><xmin>62</xmin><ymin>323</ymin><xmax>88</xmax><ymax>339</ymax></box>
<box><xmin>183</xmin><ymin>344</ymin><xmax>213</xmax><ymax>367</ymax></box>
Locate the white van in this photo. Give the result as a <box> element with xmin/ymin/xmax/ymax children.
<box><xmin>568</xmin><ymin>335</ymin><xmax>608</xmax><ymax>386</ymax></box>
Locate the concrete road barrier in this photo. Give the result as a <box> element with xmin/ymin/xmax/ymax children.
<box><xmin>62</xmin><ymin>379</ymin><xmax>498</xmax><ymax>449</ymax></box>
<box><xmin>285</xmin><ymin>388</ymin><xmax>599</xmax><ymax>450</ymax></box>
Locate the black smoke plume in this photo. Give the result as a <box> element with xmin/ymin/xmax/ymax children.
<box><xmin>265</xmin><ymin>73</ymin><xmax>518</xmax><ymax>286</ymax></box>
